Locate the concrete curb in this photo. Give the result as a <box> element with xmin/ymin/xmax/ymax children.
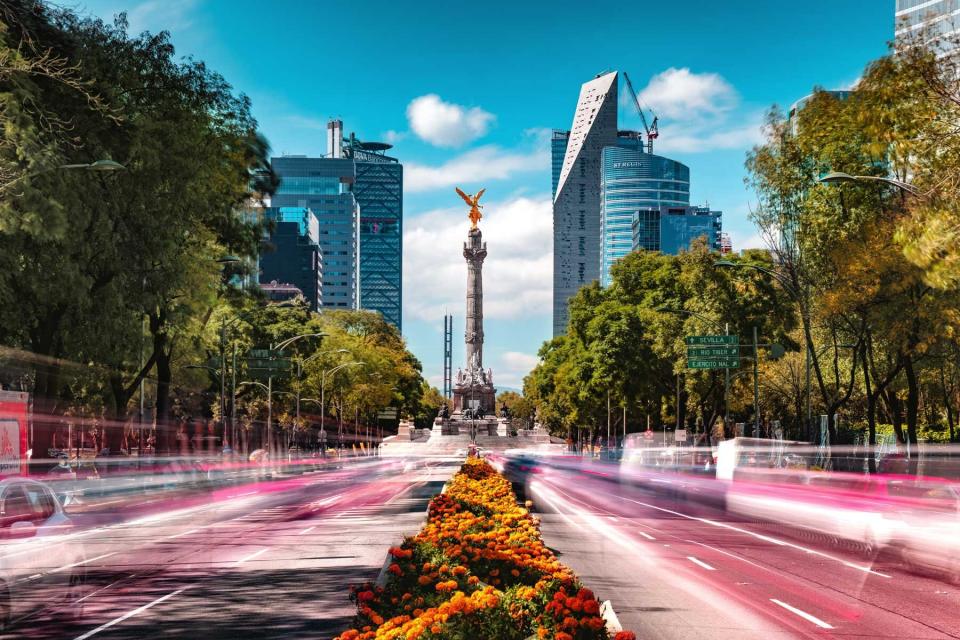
<box><xmin>375</xmin><ymin>480</ymin><xmax>449</xmax><ymax>587</ymax></box>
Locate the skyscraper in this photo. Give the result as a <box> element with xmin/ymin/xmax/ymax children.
<box><xmin>270</xmin><ymin>156</ymin><xmax>360</xmax><ymax>310</ymax></box>
<box><xmin>896</xmin><ymin>0</ymin><xmax>960</xmax><ymax>56</ymax></box>
<box><xmin>340</xmin><ymin>127</ymin><xmax>403</xmax><ymax>331</ymax></box>
<box><xmin>599</xmin><ymin>134</ymin><xmax>691</xmax><ymax>286</ymax></box>
<box><xmin>258</xmin><ymin>206</ymin><xmax>323</xmax><ymax>310</ymax></box>
<box><xmin>552</xmin><ymin>71</ymin><xmax>619</xmax><ymax>336</ymax></box>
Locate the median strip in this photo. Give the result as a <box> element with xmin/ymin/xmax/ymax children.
<box><xmin>335</xmin><ymin>457</ymin><xmax>636</xmax><ymax>640</ymax></box>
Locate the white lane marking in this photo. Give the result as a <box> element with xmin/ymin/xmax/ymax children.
<box><xmin>52</xmin><ymin>552</ymin><xmax>117</xmax><ymax>574</ymax></box>
<box><xmin>638</xmin><ymin>531</ymin><xmax>656</xmax><ymax>540</ymax></box>
<box><xmin>612</xmin><ymin>492</ymin><xmax>890</xmax><ymax>578</ymax></box>
<box><xmin>687</xmin><ymin>556</ymin><xmax>716</xmax><ymax>571</ymax></box>
<box><xmin>770</xmin><ymin>598</ymin><xmax>834</xmax><ymax>629</ymax></box>
<box><xmin>297</xmin><ymin>526</ymin><xmax>316</xmax><ymax>535</ymax></box>
<box><xmin>234</xmin><ymin>548</ymin><xmax>269</xmax><ymax>565</ymax></box>
<box><xmin>72</xmin><ymin>587</ymin><xmax>190</xmax><ymax>640</ymax></box>
<box><xmin>166</xmin><ymin>528</ymin><xmax>200</xmax><ymax>539</ymax></box>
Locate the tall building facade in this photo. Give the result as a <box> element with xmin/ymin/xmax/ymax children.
<box><xmin>599</xmin><ymin>136</ymin><xmax>691</xmax><ymax>286</ymax></box>
<box><xmin>631</xmin><ymin>205</ymin><xmax>722</xmax><ymax>254</ymax></box>
<box><xmin>340</xmin><ymin>128</ymin><xmax>403</xmax><ymax>330</ymax></box>
<box><xmin>896</xmin><ymin>0</ymin><xmax>960</xmax><ymax>56</ymax></box>
<box><xmin>270</xmin><ymin>156</ymin><xmax>360</xmax><ymax>310</ymax></box>
<box><xmin>258</xmin><ymin>206</ymin><xmax>323</xmax><ymax>310</ymax></box>
<box><xmin>552</xmin><ymin>71</ymin><xmax>619</xmax><ymax>336</ymax></box>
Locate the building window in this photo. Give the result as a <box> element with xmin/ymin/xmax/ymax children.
<box><xmin>578</xmin><ymin>210</ymin><xmax>585</xmax><ymax>230</ymax></box>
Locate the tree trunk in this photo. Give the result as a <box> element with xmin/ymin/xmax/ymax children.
<box><xmin>904</xmin><ymin>355</ymin><xmax>920</xmax><ymax>446</ymax></box>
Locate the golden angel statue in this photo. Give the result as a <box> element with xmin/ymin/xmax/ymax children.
<box><xmin>455</xmin><ymin>187</ymin><xmax>486</xmax><ymax>229</ymax></box>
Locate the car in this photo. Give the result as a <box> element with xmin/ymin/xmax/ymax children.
<box><xmin>0</xmin><ymin>478</ymin><xmax>86</xmax><ymax>630</ymax></box>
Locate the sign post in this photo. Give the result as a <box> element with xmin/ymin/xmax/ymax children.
<box><xmin>685</xmin><ymin>336</ymin><xmax>740</xmax><ymax>371</ymax></box>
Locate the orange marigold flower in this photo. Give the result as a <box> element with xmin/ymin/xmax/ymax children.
<box><xmin>614</xmin><ymin>633</ymin><xmax>637</xmax><ymax>640</ymax></box>
<box><xmin>388</xmin><ymin>563</ymin><xmax>402</xmax><ymax>575</ymax></box>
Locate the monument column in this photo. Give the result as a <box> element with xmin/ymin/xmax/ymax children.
<box><xmin>463</xmin><ymin>228</ymin><xmax>487</xmax><ymax>368</ymax></box>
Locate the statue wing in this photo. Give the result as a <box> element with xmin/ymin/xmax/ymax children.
<box><xmin>455</xmin><ymin>187</ymin><xmax>472</xmax><ymax>205</ymax></box>
<box><xmin>475</xmin><ymin>188</ymin><xmax>485</xmax><ymax>203</ymax></box>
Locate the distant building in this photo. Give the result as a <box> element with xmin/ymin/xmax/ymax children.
<box><xmin>271</xmin><ymin>156</ymin><xmax>360</xmax><ymax>311</ymax></box>
<box><xmin>720</xmin><ymin>232</ymin><xmax>733</xmax><ymax>254</ymax></box>
<box><xmin>552</xmin><ymin>71</ymin><xmax>619</xmax><ymax>336</ymax></box>
<box><xmin>631</xmin><ymin>205</ymin><xmax>722</xmax><ymax>254</ymax></box>
<box><xmin>896</xmin><ymin>0</ymin><xmax>960</xmax><ymax>57</ymax></box>
<box><xmin>600</xmin><ymin>134</ymin><xmax>690</xmax><ymax>286</ymax></box>
<box><xmin>258</xmin><ymin>207</ymin><xmax>322</xmax><ymax>310</ymax></box>
<box><xmin>339</xmin><ymin>125</ymin><xmax>403</xmax><ymax>330</ymax></box>
<box><xmin>260</xmin><ymin>281</ymin><xmax>304</xmax><ymax>304</ymax></box>
<box><xmin>269</xmin><ymin>121</ymin><xmax>403</xmax><ymax>329</ymax></box>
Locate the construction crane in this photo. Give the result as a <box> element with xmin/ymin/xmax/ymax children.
<box><xmin>622</xmin><ymin>72</ymin><xmax>659</xmax><ymax>154</ymax></box>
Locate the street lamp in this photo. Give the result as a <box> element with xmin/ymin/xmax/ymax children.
<box><xmin>3</xmin><ymin>158</ymin><xmax>127</xmax><ymax>192</ymax></box>
<box><xmin>237</xmin><ymin>381</ymin><xmax>296</xmax><ymax>456</ymax></box>
<box><xmin>817</xmin><ymin>171</ymin><xmax>921</xmax><ymax>196</ymax></box>
<box><xmin>321</xmin><ymin>361</ymin><xmax>365</xmax><ymax>453</ymax></box>
<box><xmin>296</xmin><ymin>348</ymin><xmax>348</xmax><ymax>421</ymax></box>
<box><xmin>219</xmin><ymin>299</ymin><xmax>300</xmax><ymax>454</ymax></box>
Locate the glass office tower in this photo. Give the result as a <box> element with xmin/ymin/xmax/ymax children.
<box><xmin>343</xmin><ymin>132</ymin><xmax>403</xmax><ymax>331</ymax></box>
<box><xmin>600</xmin><ymin>137</ymin><xmax>690</xmax><ymax>285</ymax></box>
<box><xmin>270</xmin><ymin>156</ymin><xmax>360</xmax><ymax>310</ymax></box>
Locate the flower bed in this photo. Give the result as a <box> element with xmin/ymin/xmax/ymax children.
<box><xmin>336</xmin><ymin>457</ymin><xmax>636</xmax><ymax>640</ymax></box>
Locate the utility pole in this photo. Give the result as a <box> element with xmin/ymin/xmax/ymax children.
<box><xmin>606</xmin><ymin>391</ymin><xmax>611</xmax><ymax>452</ymax></box>
<box><xmin>725</xmin><ymin>322</ymin><xmax>730</xmax><ymax>434</ymax></box>
<box><xmin>753</xmin><ymin>325</ymin><xmax>760</xmax><ymax>438</ymax></box>
<box><xmin>443</xmin><ymin>314</ymin><xmax>453</xmax><ymax>399</ymax></box>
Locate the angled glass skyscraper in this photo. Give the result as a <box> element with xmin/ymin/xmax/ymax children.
<box><xmin>552</xmin><ymin>71</ymin><xmax>619</xmax><ymax>336</ymax></box>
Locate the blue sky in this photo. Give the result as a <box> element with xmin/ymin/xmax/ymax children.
<box><xmin>77</xmin><ymin>0</ymin><xmax>893</xmax><ymax>390</ymax></box>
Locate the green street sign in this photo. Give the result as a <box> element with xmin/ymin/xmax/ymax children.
<box><xmin>687</xmin><ymin>346</ymin><xmax>740</xmax><ymax>358</ymax></box>
<box><xmin>686</xmin><ymin>335</ymin><xmax>738</xmax><ymax>346</ymax></box>
<box><xmin>687</xmin><ymin>358</ymin><xmax>739</xmax><ymax>370</ymax></box>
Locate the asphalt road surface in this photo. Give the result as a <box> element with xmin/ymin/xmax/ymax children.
<box><xmin>2</xmin><ymin>457</ymin><xmax>458</xmax><ymax>640</ymax></box>
<box><xmin>527</xmin><ymin>460</ymin><xmax>960</xmax><ymax>640</ymax></box>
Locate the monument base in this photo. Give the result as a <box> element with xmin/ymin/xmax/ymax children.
<box><xmin>452</xmin><ymin>382</ymin><xmax>496</xmax><ymax>416</ymax></box>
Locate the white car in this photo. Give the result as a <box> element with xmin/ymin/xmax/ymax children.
<box><xmin>0</xmin><ymin>478</ymin><xmax>85</xmax><ymax>630</ymax></box>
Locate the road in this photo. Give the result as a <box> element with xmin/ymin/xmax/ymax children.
<box><xmin>526</xmin><ymin>459</ymin><xmax>960</xmax><ymax>640</ymax></box>
<box><xmin>2</xmin><ymin>457</ymin><xmax>457</xmax><ymax>640</ymax></box>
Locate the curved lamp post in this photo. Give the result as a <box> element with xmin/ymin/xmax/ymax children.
<box><xmin>321</xmin><ymin>361</ymin><xmax>365</xmax><ymax>450</ymax></box>
<box><xmin>818</xmin><ymin>171</ymin><xmax>920</xmax><ymax>196</ymax></box>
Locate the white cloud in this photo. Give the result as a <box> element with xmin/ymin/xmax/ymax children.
<box><xmin>495</xmin><ymin>351</ymin><xmax>540</xmax><ymax>388</ymax></box>
<box><xmin>405</xmin><ymin>145</ymin><xmax>548</xmax><ymax>193</ymax></box>
<box><xmin>403</xmin><ymin>195</ymin><xmax>552</xmax><ymax>324</ymax></box>
<box><xmin>406</xmin><ymin>94</ymin><xmax>495</xmax><ymax>147</ymax></box>
<box><xmin>383</xmin><ymin>130</ymin><xmax>407</xmax><ymax>144</ymax></box>
<box><xmin>638</xmin><ymin>67</ymin><xmax>737</xmax><ymax>120</ymax></box>
<box><xmin>627</xmin><ymin>68</ymin><xmax>763</xmax><ymax>153</ymax></box>
<box><xmin>654</xmin><ymin>117</ymin><xmax>765</xmax><ymax>153</ymax></box>
<box><xmin>727</xmin><ymin>229</ymin><xmax>768</xmax><ymax>251</ymax></box>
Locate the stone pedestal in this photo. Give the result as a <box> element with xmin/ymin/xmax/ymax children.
<box><xmin>452</xmin><ymin>381</ymin><xmax>496</xmax><ymax>415</ymax></box>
